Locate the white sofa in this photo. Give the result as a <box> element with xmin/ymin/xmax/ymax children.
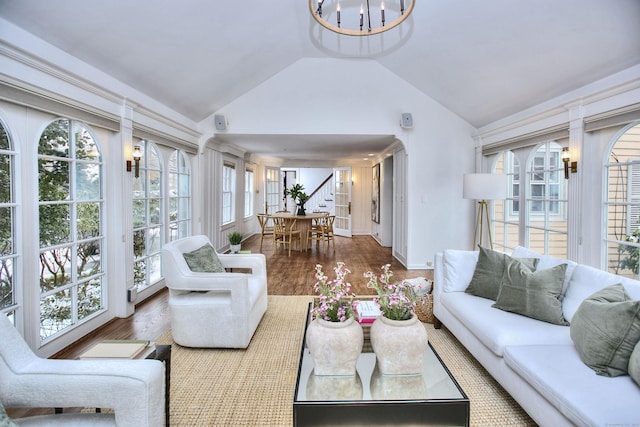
<box><xmin>434</xmin><ymin>246</ymin><xmax>640</xmax><ymax>427</ymax></box>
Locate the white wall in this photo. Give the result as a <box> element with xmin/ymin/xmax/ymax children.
<box><xmin>207</xmin><ymin>57</ymin><xmax>477</xmax><ymax>268</ymax></box>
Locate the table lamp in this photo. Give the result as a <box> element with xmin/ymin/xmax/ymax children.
<box><xmin>463</xmin><ymin>173</ymin><xmax>507</xmax><ymax>249</ymax></box>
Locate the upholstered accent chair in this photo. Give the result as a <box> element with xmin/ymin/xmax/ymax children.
<box><xmin>0</xmin><ymin>315</ymin><xmax>165</xmax><ymax>426</ymax></box>
<box><xmin>162</xmin><ymin>235</ymin><xmax>268</xmax><ymax>348</ymax></box>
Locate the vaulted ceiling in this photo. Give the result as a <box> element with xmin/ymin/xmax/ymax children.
<box><xmin>1</xmin><ymin>0</ymin><xmax>639</xmax><ymax>159</ymax></box>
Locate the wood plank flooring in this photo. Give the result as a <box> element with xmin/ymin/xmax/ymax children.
<box><xmin>9</xmin><ymin>233</ymin><xmax>432</xmax><ymax>419</ymax></box>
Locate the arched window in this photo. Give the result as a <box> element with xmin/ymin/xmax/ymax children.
<box><xmin>492</xmin><ymin>150</ymin><xmax>520</xmax><ymax>252</ymax></box>
<box><xmin>168</xmin><ymin>150</ymin><xmax>190</xmax><ymax>242</ymax></box>
<box><xmin>38</xmin><ymin>119</ymin><xmax>104</xmax><ymax>340</ymax></box>
<box><xmin>604</xmin><ymin>123</ymin><xmax>640</xmax><ymax>278</ymax></box>
<box><xmin>0</xmin><ymin>121</ymin><xmax>17</xmax><ymax>323</ymax></box>
<box><xmin>525</xmin><ymin>142</ymin><xmax>568</xmax><ymax>257</ymax></box>
<box><xmin>133</xmin><ymin>141</ymin><xmax>163</xmax><ymax>291</ymax></box>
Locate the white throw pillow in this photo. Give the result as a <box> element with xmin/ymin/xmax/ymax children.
<box><xmin>442</xmin><ymin>249</ymin><xmax>479</xmax><ymax>292</ymax></box>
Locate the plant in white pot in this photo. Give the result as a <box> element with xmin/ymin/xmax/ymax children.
<box><xmin>228</xmin><ymin>231</ymin><xmax>243</xmax><ymax>253</ymax></box>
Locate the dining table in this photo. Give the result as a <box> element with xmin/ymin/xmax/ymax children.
<box><xmin>269</xmin><ymin>212</ymin><xmax>329</xmax><ymax>251</ymax></box>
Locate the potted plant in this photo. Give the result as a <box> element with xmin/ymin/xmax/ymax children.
<box><xmin>227</xmin><ymin>231</ymin><xmax>243</xmax><ymax>253</ymax></box>
<box><xmin>305</xmin><ymin>262</ymin><xmax>364</xmax><ymax>376</ymax></box>
<box><xmin>285</xmin><ymin>184</ymin><xmax>310</xmax><ymax>216</ymax></box>
<box><xmin>365</xmin><ymin>264</ymin><xmax>428</xmax><ymax>375</ymax></box>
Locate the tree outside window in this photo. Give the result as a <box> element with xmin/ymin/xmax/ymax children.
<box><xmin>605</xmin><ymin>123</ymin><xmax>640</xmax><ymax>278</ymax></box>
<box><xmin>0</xmin><ymin>123</ymin><xmax>16</xmax><ymax>322</ymax></box>
<box><xmin>38</xmin><ymin>119</ymin><xmax>104</xmax><ymax>340</ymax></box>
<box><xmin>168</xmin><ymin>150</ymin><xmax>190</xmax><ymax>242</ymax></box>
<box><xmin>133</xmin><ymin>141</ymin><xmax>163</xmax><ymax>291</ymax></box>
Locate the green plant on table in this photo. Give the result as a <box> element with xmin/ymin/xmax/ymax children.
<box><xmin>227</xmin><ymin>231</ymin><xmax>243</xmax><ymax>245</ymax></box>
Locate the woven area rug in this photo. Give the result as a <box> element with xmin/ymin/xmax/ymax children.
<box><xmin>157</xmin><ymin>295</ymin><xmax>537</xmax><ymax>426</ymax></box>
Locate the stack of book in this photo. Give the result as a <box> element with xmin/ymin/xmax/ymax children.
<box><xmin>79</xmin><ymin>339</ymin><xmax>156</xmax><ymax>360</ymax></box>
<box><xmin>356</xmin><ymin>300</ymin><xmax>381</xmax><ymax>324</ymax></box>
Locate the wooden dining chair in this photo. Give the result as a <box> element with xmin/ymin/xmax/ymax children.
<box><xmin>307</xmin><ymin>215</ymin><xmax>329</xmax><ymax>251</ymax></box>
<box><xmin>273</xmin><ymin>217</ymin><xmax>302</xmax><ymax>256</ymax></box>
<box><xmin>257</xmin><ymin>213</ymin><xmax>274</xmax><ymax>251</ymax></box>
<box><xmin>320</xmin><ymin>215</ymin><xmax>336</xmax><ymax>252</ymax></box>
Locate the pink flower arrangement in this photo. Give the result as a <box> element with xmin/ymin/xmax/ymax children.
<box><xmin>313</xmin><ymin>262</ymin><xmax>356</xmax><ymax>322</ymax></box>
<box><xmin>365</xmin><ymin>264</ymin><xmax>419</xmax><ymax>321</ymax></box>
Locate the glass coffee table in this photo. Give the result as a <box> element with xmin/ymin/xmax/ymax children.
<box><xmin>294</xmin><ymin>303</ymin><xmax>469</xmax><ymax>426</ymax></box>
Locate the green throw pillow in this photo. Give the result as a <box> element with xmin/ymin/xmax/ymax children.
<box><xmin>492</xmin><ymin>260</ymin><xmax>569</xmax><ymax>325</ymax></box>
<box><xmin>629</xmin><ymin>341</ymin><xmax>640</xmax><ymax>386</ymax></box>
<box><xmin>570</xmin><ymin>284</ymin><xmax>640</xmax><ymax>377</ymax></box>
<box><xmin>182</xmin><ymin>244</ymin><xmax>225</xmax><ymax>273</ymax></box>
<box><xmin>0</xmin><ymin>402</ymin><xmax>17</xmax><ymax>427</ymax></box>
<box><xmin>465</xmin><ymin>246</ymin><xmax>539</xmax><ymax>300</ymax></box>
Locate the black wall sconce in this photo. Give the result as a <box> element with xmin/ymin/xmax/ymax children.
<box><xmin>561</xmin><ymin>147</ymin><xmax>578</xmax><ymax>180</ymax></box>
<box><xmin>126</xmin><ymin>145</ymin><xmax>142</xmax><ymax>178</ymax></box>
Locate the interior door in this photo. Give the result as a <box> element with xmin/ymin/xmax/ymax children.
<box><xmin>333</xmin><ymin>167</ymin><xmax>352</xmax><ymax>237</ymax></box>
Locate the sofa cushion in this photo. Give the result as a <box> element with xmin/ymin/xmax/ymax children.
<box><xmin>511</xmin><ymin>246</ymin><xmax>577</xmax><ymax>296</ymax></box>
<box><xmin>440</xmin><ymin>291</ymin><xmax>571</xmax><ymax>356</ymax></box>
<box><xmin>629</xmin><ymin>341</ymin><xmax>640</xmax><ymax>386</ymax></box>
<box><xmin>504</xmin><ymin>345</ymin><xmax>640</xmax><ymax>427</ymax></box>
<box><xmin>465</xmin><ymin>246</ymin><xmax>538</xmax><ymax>300</ymax></box>
<box><xmin>493</xmin><ymin>261</ymin><xmax>569</xmax><ymax>325</ymax></box>
<box><xmin>183</xmin><ymin>244</ymin><xmax>225</xmax><ymax>273</ymax></box>
<box><xmin>570</xmin><ymin>284</ymin><xmax>640</xmax><ymax>377</ymax></box>
<box><xmin>442</xmin><ymin>249</ymin><xmax>479</xmax><ymax>292</ymax></box>
<box><xmin>563</xmin><ymin>263</ymin><xmax>640</xmax><ymax>322</ymax></box>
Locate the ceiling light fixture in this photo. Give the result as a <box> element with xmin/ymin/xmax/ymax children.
<box><xmin>309</xmin><ymin>0</ymin><xmax>415</xmax><ymax>36</ymax></box>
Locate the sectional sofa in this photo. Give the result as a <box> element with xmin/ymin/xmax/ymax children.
<box><xmin>433</xmin><ymin>246</ymin><xmax>640</xmax><ymax>426</ymax></box>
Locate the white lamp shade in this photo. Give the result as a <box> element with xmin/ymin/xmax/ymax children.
<box><xmin>463</xmin><ymin>173</ymin><xmax>507</xmax><ymax>200</ymax></box>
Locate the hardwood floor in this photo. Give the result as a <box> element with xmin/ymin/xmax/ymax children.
<box><xmin>9</xmin><ymin>233</ymin><xmax>432</xmax><ymax>419</ymax></box>
<box><xmin>55</xmin><ymin>233</ymin><xmax>432</xmax><ymax>360</ymax></box>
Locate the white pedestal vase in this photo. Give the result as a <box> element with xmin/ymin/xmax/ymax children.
<box><xmin>370</xmin><ymin>313</ymin><xmax>428</xmax><ymax>375</ymax></box>
<box><xmin>305</xmin><ymin>316</ymin><xmax>364</xmax><ymax>376</ymax></box>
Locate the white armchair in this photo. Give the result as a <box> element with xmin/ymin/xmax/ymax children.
<box><xmin>161</xmin><ymin>235</ymin><xmax>268</xmax><ymax>348</ymax></box>
<box><xmin>0</xmin><ymin>315</ymin><xmax>165</xmax><ymax>426</ymax></box>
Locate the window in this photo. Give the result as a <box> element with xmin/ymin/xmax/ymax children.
<box><xmin>604</xmin><ymin>123</ymin><xmax>640</xmax><ymax>279</ymax></box>
<box><xmin>38</xmin><ymin>119</ymin><xmax>105</xmax><ymax>340</ymax></box>
<box><xmin>265</xmin><ymin>166</ymin><xmax>280</xmax><ymax>214</ymax></box>
<box><xmin>168</xmin><ymin>150</ymin><xmax>190</xmax><ymax>242</ymax></box>
<box><xmin>525</xmin><ymin>142</ymin><xmax>568</xmax><ymax>257</ymax></box>
<box><xmin>222</xmin><ymin>161</ymin><xmax>236</xmax><ymax>224</ymax></box>
<box><xmin>244</xmin><ymin>168</ymin><xmax>254</xmax><ymax>218</ymax></box>
<box><xmin>492</xmin><ymin>151</ymin><xmax>520</xmax><ymax>252</ymax></box>
<box><xmin>133</xmin><ymin>141</ymin><xmax>163</xmax><ymax>291</ymax></box>
<box><xmin>0</xmin><ymin>121</ymin><xmax>17</xmax><ymax>323</ymax></box>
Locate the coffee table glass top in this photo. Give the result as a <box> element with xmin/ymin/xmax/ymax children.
<box><xmin>294</xmin><ymin>303</ymin><xmax>469</xmax><ymax>426</ymax></box>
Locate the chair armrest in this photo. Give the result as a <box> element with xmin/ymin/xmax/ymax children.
<box><xmin>217</xmin><ymin>253</ymin><xmax>267</xmax><ymax>279</ymax></box>
<box><xmin>3</xmin><ymin>359</ymin><xmax>164</xmax><ymax>427</ymax></box>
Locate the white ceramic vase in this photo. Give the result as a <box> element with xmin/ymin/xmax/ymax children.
<box><xmin>305</xmin><ymin>316</ymin><xmax>364</xmax><ymax>376</ymax></box>
<box><xmin>230</xmin><ymin>244</ymin><xmax>241</xmax><ymax>253</ymax></box>
<box><xmin>370</xmin><ymin>313</ymin><xmax>428</xmax><ymax>375</ymax></box>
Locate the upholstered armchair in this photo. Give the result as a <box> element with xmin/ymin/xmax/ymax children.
<box><xmin>0</xmin><ymin>315</ymin><xmax>165</xmax><ymax>426</ymax></box>
<box><xmin>161</xmin><ymin>235</ymin><xmax>268</xmax><ymax>348</ymax></box>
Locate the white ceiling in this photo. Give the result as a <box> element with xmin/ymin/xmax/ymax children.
<box><xmin>1</xmin><ymin>0</ymin><xmax>639</xmax><ymax>160</ymax></box>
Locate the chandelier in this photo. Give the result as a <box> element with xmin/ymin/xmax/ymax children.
<box><xmin>309</xmin><ymin>0</ymin><xmax>415</xmax><ymax>36</ymax></box>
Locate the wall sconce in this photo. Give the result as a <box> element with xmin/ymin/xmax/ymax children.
<box><xmin>126</xmin><ymin>145</ymin><xmax>142</xmax><ymax>178</ymax></box>
<box><xmin>561</xmin><ymin>147</ymin><xmax>578</xmax><ymax>180</ymax></box>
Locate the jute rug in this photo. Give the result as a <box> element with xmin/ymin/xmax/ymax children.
<box><xmin>157</xmin><ymin>295</ymin><xmax>537</xmax><ymax>426</ymax></box>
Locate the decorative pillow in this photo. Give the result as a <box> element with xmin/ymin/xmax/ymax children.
<box><xmin>570</xmin><ymin>284</ymin><xmax>640</xmax><ymax>377</ymax></box>
<box><xmin>511</xmin><ymin>246</ymin><xmax>577</xmax><ymax>296</ymax></box>
<box><xmin>465</xmin><ymin>246</ymin><xmax>538</xmax><ymax>300</ymax></box>
<box><xmin>492</xmin><ymin>260</ymin><xmax>569</xmax><ymax>325</ymax></box>
<box><xmin>629</xmin><ymin>341</ymin><xmax>640</xmax><ymax>386</ymax></box>
<box><xmin>0</xmin><ymin>402</ymin><xmax>17</xmax><ymax>427</ymax></box>
<box><xmin>442</xmin><ymin>249</ymin><xmax>479</xmax><ymax>292</ymax></box>
<box><xmin>182</xmin><ymin>244</ymin><xmax>225</xmax><ymax>273</ymax></box>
